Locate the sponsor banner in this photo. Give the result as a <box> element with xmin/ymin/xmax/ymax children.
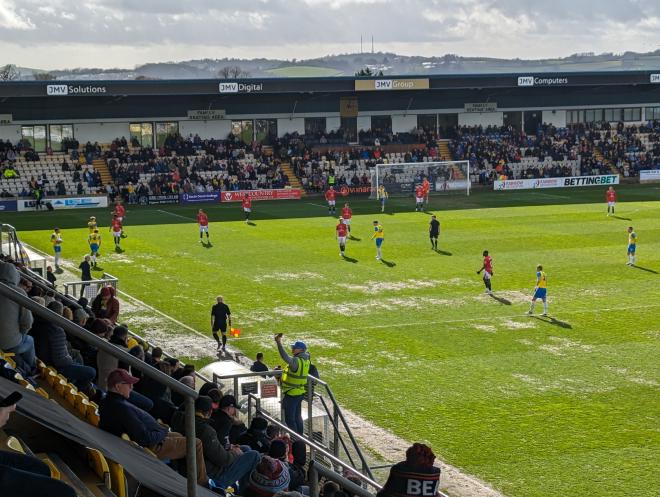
<box><xmin>17</xmin><ymin>195</ymin><xmax>108</xmax><ymax>211</ymax></box>
<box><xmin>494</xmin><ymin>174</ymin><xmax>619</xmax><ymax>191</ymax></box>
<box><xmin>221</xmin><ymin>189</ymin><xmax>302</xmax><ymax>202</ymax></box>
<box><xmin>218</xmin><ymin>82</ymin><xmax>264</xmax><ymax>94</ymax></box>
<box><xmin>639</xmin><ymin>169</ymin><xmax>660</xmax><ymax>182</ymax></box>
<box><xmin>355</xmin><ymin>78</ymin><xmax>429</xmax><ymax>91</ymax></box>
<box><xmin>651</xmin><ymin>74</ymin><xmax>660</xmax><ymax>84</ymax></box>
<box><xmin>148</xmin><ymin>194</ymin><xmax>179</xmax><ymax>205</ymax></box>
<box><xmin>187</xmin><ymin>109</ymin><xmax>226</xmax><ymax>120</ymax></box>
<box><xmin>46</xmin><ymin>84</ymin><xmax>108</xmax><ymax>96</ymax></box>
<box><xmin>338</xmin><ymin>186</ymin><xmax>371</xmax><ymax>196</ymax></box>
<box><xmin>517</xmin><ymin>76</ymin><xmax>568</xmax><ymax>87</ymax></box>
<box><xmin>0</xmin><ymin>113</ymin><xmax>12</xmax><ymax>124</ymax></box>
<box><xmin>0</xmin><ymin>199</ymin><xmax>17</xmax><ymax>212</ymax></box>
<box><xmin>435</xmin><ymin>180</ymin><xmax>470</xmax><ymax>191</ymax></box>
<box><xmin>179</xmin><ymin>192</ymin><xmax>221</xmax><ymax>204</ymax></box>
<box><xmin>464</xmin><ymin>102</ymin><xmax>497</xmax><ymax>113</ymax></box>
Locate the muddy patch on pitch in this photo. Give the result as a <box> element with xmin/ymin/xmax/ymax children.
<box><xmin>319</xmin><ymin>296</ymin><xmax>457</xmax><ymax>316</ymax></box>
<box><xmin>473</xmin><ymin>324</ymin><xmax>497</xmax><ymax>333</ymax></box>
<box><xmin>538</xmin><ymin>336</ymin><xmax>593</xmax><ymax>356</ymax></box>
<box><xmin>273</xmin><ymin>305</ymin><xmax>308</xmax><ymax>317</ymax></box>
<box><xmin>502</xmin><ymin>319</ymin><xmax>536</xmax><ymax>330</ymax></box>
<box><xmin>254</xmin><ymin>271</ymin><xmax>324</xmax><ymax>283</ymax></box>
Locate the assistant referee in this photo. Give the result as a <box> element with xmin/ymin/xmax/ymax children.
<box><xmin>211</xmin><ymin>296</ymin><xmax>232</xmax><ymax>352</ymax></box>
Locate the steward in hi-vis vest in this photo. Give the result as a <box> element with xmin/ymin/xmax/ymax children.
<box><xmin>275</xmin><ymin>335</ymin><xmax>310</xmax><ymax>435</ymax></box>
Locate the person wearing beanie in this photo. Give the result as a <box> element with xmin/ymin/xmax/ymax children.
<box><xmin>376</xmin><ymin>443</ymin><xmax>440</xmax><ymax>497</ymax></box>
<box><xmin>268</xmin><ymin>440</ymin><xmax>306</xmax><ymax>493</ymax></box>
<box><xmin>244</xmin><ymin>455</ymin><xmax>290</xmax><ymax>497</ymax></box>
<box><xmin>238</xmin><ymin>416</ymin><xmax>272</xmax><ymax>453</ymax></box>
<box><xmin>191</xmin><ymin>395</ymin><xmax>260</xmax><ymax>490</ymax></box>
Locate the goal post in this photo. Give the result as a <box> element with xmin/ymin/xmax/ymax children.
<box><xmin>370</xmin><ymin>160</ymin><xmax>471</xmax><ymax>198</ymax></box>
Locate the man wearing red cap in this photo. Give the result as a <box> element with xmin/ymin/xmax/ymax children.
<box><xmin>98</xmin><ymin>369</ymin><xmax>208</xmax><ymax>486</ymax></box>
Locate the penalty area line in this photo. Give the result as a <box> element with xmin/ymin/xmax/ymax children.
<box><xmin>156</xmin><ymin>209</ymin><xmax>196</xmax><ymax>221</ymax></box>
<box><xmin>306</xmin><ymin>202</ymin><xmax>328</xmax><ymax>208</ymax></box>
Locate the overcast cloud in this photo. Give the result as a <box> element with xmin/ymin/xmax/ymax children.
<box><xmin>1</xmin><ymin>0</ymin><xmax>659</xmax><ymax>70</ymax></box>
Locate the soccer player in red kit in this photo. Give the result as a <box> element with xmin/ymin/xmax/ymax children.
<box><xmin>110</xmin><ymin>215</ymin><xmax>123</xmax><ymax>249</ymax></box>
<box><xmin>197</xmin><ymin>209</ymin><xmax>210</xmax><ymax>243</ymax></box>
<box><xmin>325</xmin><ymin>187</ymin><xmax>337</xmax><ymax>215</ymax></box>
<box><xmin>242</xmin><ymin>194</ymin><xmax>252</xmax><ymax>223</ymax></box>
<box><xmin>476</xmin><ymin>250</ymin><xmax>493</xmax><ymax>294</ymax></box>
<box><xmin>341</xmin><ymin>203</ymin><xmax>353</xmax><ymax>234</ymax></box>
<box><xmin>422</xmin><ymin>177</ymin><xmax>430</xmax><ymax>206</ymax></box>
<box><xmin>336</xmin><ymin>218</ymin><xmax>348</xmax><ymax>257</ymax></box>
<box><xmin>415</xmin><ymin>185</ymin><xmax>425</xmax><ymax>211</ymax></box>
<box><xmin>606</xmin><ymin>186</ymin><xmax>617</xmax><ymax>216</ymax></box>
<box><xmin>113</xmin><ymin>201</ymin><xmax>126</xmax><ymax>237</ymax></box>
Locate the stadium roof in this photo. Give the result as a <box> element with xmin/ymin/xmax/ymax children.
<box><xmin>1</xmin><ymin>70</ymin><xmax>659</xmax><ymax>98</ymax></box>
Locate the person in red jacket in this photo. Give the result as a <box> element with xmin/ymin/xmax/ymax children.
<box><xmin>325</xmin><ymin>187</ymin><xmax>336</xmax><ymax>215</ymax></box>
<box><xmin>606</xmin><ymin>186</ymin><xmax>617</xmax><ymax>216</ymax></box>
<box><xmin>92</xmin><ymin>286</ymin><xmax>120</xmax><ymax>324</ymax></box>
<box><xmin>197</xmin><ymin>209</ymin><xmax>210</xmax><ymax>243</ymax></box>
<box><xmin>242</xmin><ymin>194</ymin><xmax>252</xmax><ymax>223</ymax></box>
<box><xmin>113</xmin><ymin>201</ymin><xmax>126</xmax><ymax>237</ymax></box>
<box><xmin>415</xmin><ymin>184</ymin><xmax>425</xmax><ymax>212</ymax></box>
<box><xmin>336</xmin><ymin>218</ymin><xmax>348</xmax><ymax>257</ymax></box>
<box><xmin>341</xmin><ymin>203</ymin><xmax>352</xmax><ymax>234</ymax></box>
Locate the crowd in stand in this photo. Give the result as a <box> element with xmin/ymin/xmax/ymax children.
<box><xmin>104</xmin><ymin>134</ymin><xmax>290</xmax><ymax>201</ymax></box>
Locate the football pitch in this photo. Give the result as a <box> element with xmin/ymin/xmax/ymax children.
<box><xmin>9</xmin><ymin>185</ymin><xmax>660</xmax><ymax>497</ymax></box>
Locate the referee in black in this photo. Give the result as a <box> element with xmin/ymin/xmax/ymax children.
<box><xmin>429</xmin><ymin>214</ymin><xmax>440</xmax><ymax>250</ymax></box>
<box><xmin>211</xmin><ymin>295</ymin><xmax>232</xmax><ymax>352</ymax></box>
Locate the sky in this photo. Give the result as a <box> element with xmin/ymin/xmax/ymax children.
<box><xmin>1</xmin><ymin>0</ymin><xmax>660</xmax><ymax>70</ymax></box>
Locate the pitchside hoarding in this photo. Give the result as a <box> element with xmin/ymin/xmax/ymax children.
<box><xmin>179</xmin><ymin>192</ymin><xmax>221</xmax><ymax>204</ymax></box>
<box><xmin>17</xmin><ymin>195</ymin><xmax>108</xmax><ymax>211</ymax></box>
<box><xmin>494</xmin><ymin>175</ymin><xmax>619</xmax><ymax>191</ymax></box>
<box><xmin>0</xmin><ymin>199</ymin><xmax>17</xmax><ymax>212</ymax></box>
<box><xmin>220</xmin><ymin>189</ymin><xmax>302</xmax><ymax>202</ymax></box>
<box><xmin>639</xmin><ymin>170</ymin><xmax>660</xmax><ymax>183</ymax></box>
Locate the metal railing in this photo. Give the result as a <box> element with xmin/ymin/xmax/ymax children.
<box><xmin>0</xmin><ymin>223</ymin><xmax>30</xmax><ymax>266</ymax></box>
<box><xmin>213</xmin><ymin>368</ymin><xmax>374</xmax><ymax>480</ymax></box>
<box><xmin>0</xmin><ymin>280</ymin><xmax>201</xmax><ymax>497</ymax></box>
<box><xmin>64</xmin><ymin>272</ymin><xmax>119</xmax><ymax>300</ymax></box>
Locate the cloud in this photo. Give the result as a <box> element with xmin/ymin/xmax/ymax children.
<box><xmin>0</xmin><ymin>0</ymin><xmax>659</xmax><ymax>69</ymax></box>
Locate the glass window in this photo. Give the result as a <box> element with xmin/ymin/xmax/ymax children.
<box><xmin>584</xmin><ymin>109</ymin><xmax>603</xmax><ymax>123</ymax></box>
<box><xmin>417</xmin><ymin>114</ymin><xmax>437</xmax><ymax>132</ymax></box>
<box><xmin>156</xmin><ymin>122</ymin><xmax>179</xmax><ymax>148</ymax></box>
<box><xmin>255</xmin><ymin>119</ymin><xmax>277</xmax><ymax>144</ymax></box>
<box><xmin>49</xmin><ymin>124</ymin><xmax>74</xmax><ymax>152</ymax></box>
<box><xmin>623</xmin><ymin>108</ymin><xmax>641</xmax><ymax>122</ymax></box>
<box><xmin>646</xmin><ymin>107</ymin><xmax>660</xmax><ymax>120</ymax></box>
<box><xmin>604</xmin><ymin>108</ymin><xmax>622</xmax><ymax>122</ymax></box>
<box><xmin>21</xmin><ymin>126</ymin><xmax>35</xmax><ymax>149</ymax></box>
<box><xmin>340</xmin><ymin>117</ymin><xmax>357</xmax><ymax>143</ymax></box>
<box><xmin>129</xmin><ymin>122</ymin><xmax>154</xmax><ymax>148</ymax></box>
<box><xmin>231</xmin><ymin>120</ymin><xmax>254</xmax><ymax>144</ymax></box>
<box><xmin>371</xmin><ymin>115</ymin><xmax>392</xmax><ymax>133</ymax></box>
<box><xmin>304</xmin><ymin>117</ymin><xmax>326</xmax><ymax>136</ymax></box>
<box><xmin>567</xmin><ymin>110</ymin><xmax>585</xmax><ymax>124</ymax></box>
<box><xmin>21</xmin><ymin>125</ymin><xmax>47</xmax><ymax>152</ymax></box>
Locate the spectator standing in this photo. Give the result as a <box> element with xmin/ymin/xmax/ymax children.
<box><xmin>211</xmin><ymin>296</ymin><xmax>232</xmax><ymax>352</ymax></box>
<box><xmin>274</xmin><ymin>335</ymin><xmax>310</xmax><ymax>435</ymax></box>
<box><xmin>377</xmin><ymin>443</ymin><xmax>440</xmax><ymax>497</ymax></box>
<box><xmin>78</xmin><ymin>255</ymin><xmax>92</xmax><ymax>298</ymax></box>
<box><xmin>46</xmin><ymin>265</ymin><xmax>57</xmax><ymax>288</ymax></box>
<box><xmin>0</xmin><ymin>391</ymin><xmax>77</xmax><ymax>497</ymax></box>
<box><xmin>0</xmin><ymin>262</ymin><xmax>35</xmax><ymax>375</ymax></box>
<box><xmin>250</xmin><ymin>352</ymin><xmax>269</xmax><ymax>373</ymax></box>
<box><xmin>98</xmin><ymin>369</ymin><xmax>209</xmax><ymax>486</ymax></box>
<box><xmin>50</xmin><ymin>228</ymin><xmax>63</xmax><ymax>271</ymax></box>
<box><xmin>91</xmin><ymin>286</ymin><xmax>119</xmax><ymax>323</ymax></box>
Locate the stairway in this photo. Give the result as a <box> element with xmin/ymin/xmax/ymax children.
<box><xmin>438</xmin><ymin>139</ymin><xmax>466</xmax><ymax>180</ymax></box>
<box><xmin>593</xmin><ymin>146</ymin><xmax>619</xmax><ymax>174</ymax></box>
<box><xmin>92</xmin><ymin>159</ymin><xmax>112</xmax><ymax>186</ymax></box>
<box><xmin>437</xmin><ymin>139</ymin><xmax>453</xmax><ymax>161</ymax></box>
<box><xmin>281</xmin><ymin>162</ymin><xmax>304</xmax><ymax>193</ymax></box>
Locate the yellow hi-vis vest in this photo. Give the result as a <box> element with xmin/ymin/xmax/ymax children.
<box><xmin>281</xmin><ymin>356</ymin><xmax>310</xmax><ymax>397</ymax></box>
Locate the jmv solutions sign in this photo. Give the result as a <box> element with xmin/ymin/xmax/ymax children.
<box><xmin>355</xmin><ymin>78</ymin><xmax>429</xmax><ymax>91</ymax></box>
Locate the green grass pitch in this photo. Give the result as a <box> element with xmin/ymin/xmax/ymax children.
<box><xmin>9</xmin><ymin>185</ymin><xmax>660</xmax><ymax>497</ymax></box>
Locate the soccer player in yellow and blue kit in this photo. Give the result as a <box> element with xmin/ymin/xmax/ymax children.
<box><xmin>50</xmin><ymin>228</ymin><xmax>62</xmax><ymax>270</ymax></box>
<box><xmin>377</xmin><ymin>185</ymin><xmax>388</xmax><ymax>213</ymax></box>
<box><xmin>371</xmin><ymin>220</ymin><xmax>384</xmax><ymax>260</ymax></box>
<box><xmin>87</xmin><ymin>216</ymin><xmax>97</xmax><ymax>233</ymax></box>
<box><xmin>88</xmin><ymin>229</ymin><xmax>102</xmax><ymax>267</ymax></box>
<box><xmin>626</xmin><ymin>226</ymin><xmax>637</xmax><ymax>266</ymax></box>
<box><xmin>527</xmin><ymin>265</ymin><xmax>548</xmax><ymax>316</ymax></box>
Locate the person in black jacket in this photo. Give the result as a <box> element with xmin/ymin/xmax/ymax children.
<box><xmin>210</xmin><ymin>394</ymin><xmax>246</xmax><ymax>444</ymax></box>
<box><xmin>191</xmin><ymin>396</ymin><xmax>259</xmax><ymax>490</ymax></box>
<box><xmin>237</xmin><ymin>416</ymin><xmax>271</xmax><ymax>453</ymax></box>
<box><xmin>376</xmin><ymin>443</ymin><xmax>440</xmax><ymax>497</ymax></box>
<box><xmin>98</xmin><ymin>369</ymin><xmax>208</xmax><ymax>486</ymax></box>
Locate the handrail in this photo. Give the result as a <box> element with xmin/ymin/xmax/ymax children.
<box><xmin>214</xmin><ymin>368</ymin><xmax>374</xmax><ymax>479</ymax></box>
<box><xmin>253</xmin><ymin>407</ymin><xmax>382</xmax><ymax>492</ymax></box>
<box><xmin>0</xmin><ymin>279</ymin><xmax>200</xmax><ymax>497</ymax></box>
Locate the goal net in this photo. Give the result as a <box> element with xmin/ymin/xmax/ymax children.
<box><xmin>370</xmin><ymin>160</ymin><xmax>471</xmax><ymax>198</ymax></box>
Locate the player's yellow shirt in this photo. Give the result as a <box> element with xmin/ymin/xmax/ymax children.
<box><xmin>88</xmin><ymin>221</ymin><xmax>98</xmax><ymax>233</ymax></box>
<box><xmin>536</xmin><ymin>271</ymin><xmax>547</xmax><ymax>289</ymax></box>
<box><xmin>628</xmin><ymin>232</ymin><xmax>637</xmax><ymax>245</ymax></box>
<box><xmin>50</xmin><ymin>232</ymin><xmax>62</xmax><ymax>246</ymax></box>
<box><xmin>372</xmin><ymin>225</ymin><xmax>384</xmax><ymax>240</ymax></box>
<box><xmin>377</xmin><ymin>187</ymin><xmax>388</xmax><ymax>199</ymax></box>
<box><xmin>88</xmin><ymin>233</ymin><xmax>101</xmax><ymax>245</ymax></box>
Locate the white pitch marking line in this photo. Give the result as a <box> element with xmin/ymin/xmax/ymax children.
<box><xmin>157</xmin><ymin>209</ymin><xmax>195</xmax><ymax>221</ymax></box>
<box><xmin>306</xmin><ymin>202</ymin><xmax>328</xmax><ymax>208</ymax></box>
